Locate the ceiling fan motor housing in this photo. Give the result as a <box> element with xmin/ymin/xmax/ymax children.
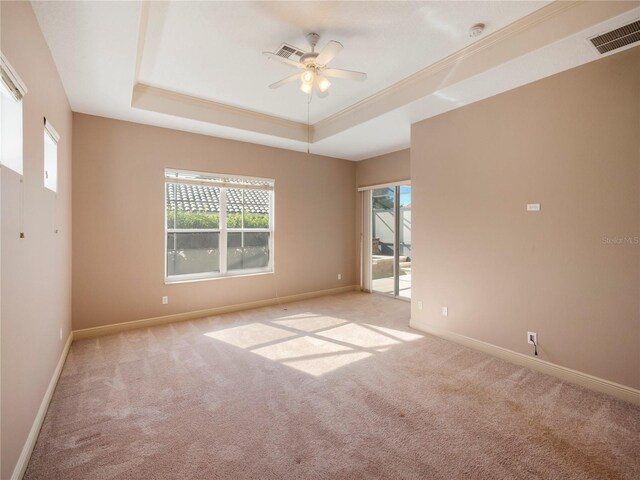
<box><xmin>306</xmin><ymin>32</ymin><xmax>320</xmax><ymax>50</ymax></box>
<box><xmin>300</xmin><ymin>52</ymin><xmax>319</xmax><ymax>66</ymax></box>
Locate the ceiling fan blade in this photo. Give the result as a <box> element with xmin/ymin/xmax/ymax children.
<box><xmin>324</xmin><ymin>68</ymin><xmax>367</xmax><ymax>81</ymax></box>
<box><xmin>269</xmin><ymin>73</ymin><xmax>300</xmax><ymax>89</ymax></box>
<box><xmin>263</xmin><ymin>52</ymin><xmax>304</xmax><ymax>69</ymax></box>
<box><xmin>316</xmin><ymin>40</ymin><xmax>343</xmax><ymax>65</ymax></box>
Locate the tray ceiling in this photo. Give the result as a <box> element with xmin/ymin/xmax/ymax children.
<box><xmin>31</xmin><ymin>1</ymin><xmax>640</xmax><ymax>160</ymax></box>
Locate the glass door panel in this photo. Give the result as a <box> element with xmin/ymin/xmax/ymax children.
<box><xmin>371</xmin><ymin>187</ymin><xmax>396</xmax><ymax>295</ymax></box>
<box><xmin>398</xmin><ymin>186</ymin><xmax>412</xmax><ymax>299</ymax></box>
<box><xmin>369</xmin><ymin>185</ymin><xmax>411</xmax><ymax>300</ymax></box>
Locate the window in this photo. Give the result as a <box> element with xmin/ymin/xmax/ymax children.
<box><xmin>44</xmin><ymin>118</ymin><xmax>59</xmax><ymax>191</ymax></box>
<box><xmin>0</xmin><ymin>53</ymin><xmax>26</xmax><ymax>175</ymax></box>
<box><xmin>165</xmin><ymin>169</ymin><xmax>274</xmax><ymax>282</ymax></box>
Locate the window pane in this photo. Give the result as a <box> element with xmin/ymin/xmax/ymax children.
<box><xmin>243</xmin><ymin>189</ymin><xmax>270</xmax><ymax>229</ymax></box>
<box><xmin>167</xmin><ymin>232</ymin><xmax>220</xmax><ymax>276</ymax></box>
<box><xmin>227</xmin><ymin>232</ymin><xmax>270</xmax><ymax>271</ymax></box>
<box><xmin>166</xmin><ymin>199</ymin><xmax>177</xmax><ymax>229</ymax></box>
<box><xmin>372</xmin><ymin>188</ymin><xmax>395</xmax><ymax>294</ymax></box>
<box><xmin>0</xmin><ymin>84</ymin><xmax>23</xmax><ymax>175</ymax></box>
<box><xmin>166</xmin><ymin>183</ymin><xmax>220</xmax><ymax>229</ymax></box>
<box><xmin>44</xmin><ymin>129</ymin><xmax>58</xmax><ymax>191</ymax></box>
<box><xmin>226</xmin><ymin>188</ymin><xmax>243</xmax><ymax>228</ymax></box>
<box><xmin>226</xmin><ymin>188</ymin><xmax>270</xmax><ymax>228</ymax></box>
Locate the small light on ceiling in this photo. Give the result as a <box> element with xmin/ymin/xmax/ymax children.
<box><xmin>469</xmin><ymin>23</ymin><xmax>485</xmax><ymax>38</ymax></box>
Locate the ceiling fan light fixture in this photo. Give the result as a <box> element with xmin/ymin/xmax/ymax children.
<box><xmin>265</xmin><ymin>33</ymin><xmax>366</xmax><ymax>97</ymax></box>
<box><xmin>317</xmin><ymin>75</ymin><xmax>331</xmax><ymax>93</ymax></box>
<box><xmin>301</xmin><ymin>69</ymin><xmax>315</xmax><ymax>84</ymax></box>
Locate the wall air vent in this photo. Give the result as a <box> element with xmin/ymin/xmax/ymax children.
<box><xmin>588</xmin><ymin>19</ymin><xmax>640</xmax><ymax>55</ymax></box>
<box><xmin>275</xmin><ymin>43</ymin><xmax>305</xmax><ymax>61</ymax></box>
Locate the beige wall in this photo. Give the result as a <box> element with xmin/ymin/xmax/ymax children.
<box><xmin>356</xmin><ymin>149</ymin><xmax>410</xmax><ymax>189</ymax></box>
<box><xmin>411</xmin><ymin>47</ymin><xmax>640</xmax><ymax>389</ymax></box>
<box><xmin>1</xmin><ymin>1</ymin><xmax>73</xmax><ymax>478</ymax></box>
<box><xmin>72</xmin><ymin>114</ymin><xmax>356</xmax><ymax>330</ymax></box>
<box><xmin>354</xmin><ymin>149</ymin><xmax>411</xmax><ymax>287</ymax></box>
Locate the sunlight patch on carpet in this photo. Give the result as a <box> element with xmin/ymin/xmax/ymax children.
<box><xmin>204</xmin><ymin>314</ymin><xmax>421</xmax><ymax>376</ymax></box>
<box><xmin>204</xmin><ymin>323</ymin><xmax>296</xmax><ymax>349</ymax></box>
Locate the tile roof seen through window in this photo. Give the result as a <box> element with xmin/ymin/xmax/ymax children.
<box><xmin>166</xmin><ymin>184</ymin><xmax>270</xmax><ymax>214</ymax></box>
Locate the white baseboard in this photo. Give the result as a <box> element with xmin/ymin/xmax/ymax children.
<box><xmin>73</xmin><ymin>285</ymin><xmax>361</xmax><ymax>340</ymax></box>
<box><xmin>410</xmin><ymin>320</ymin><xmax>640</xmax><ymax>406</ymax></box>
<box><xmin>12</xmin><ymin>332</ymin><xmax>73</xmax><ymax>480</ymax></box>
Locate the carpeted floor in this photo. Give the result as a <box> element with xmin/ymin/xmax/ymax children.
<box><xmin>25</xmin><ymin>292</ymin><xmax>640</xmax><ymax>479</ymax></box>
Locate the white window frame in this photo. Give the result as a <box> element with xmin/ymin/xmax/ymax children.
<box><xmin>164</xmin><ymin>168</ymin><xmax>275</xmax><ymax>284</ymax></box>
<box><xmin>0</xmin><ymin>53</ymin><xmax>27</xmax><ymax>176</ymax></box>
<box><xmin>44</xmin><ymin>118</ymin><xmax>59</xmax><ymax>192</ymax></box>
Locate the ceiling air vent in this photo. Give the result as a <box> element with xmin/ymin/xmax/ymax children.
<box><xmin>275</xmin><ymin>43</ymin><xmax>305</xmax><ymax>61</ymax></box>
<box><xmin>588</xmin><ymin>19</ymin><xmax>640</xmax><ymax>54</ymax></box>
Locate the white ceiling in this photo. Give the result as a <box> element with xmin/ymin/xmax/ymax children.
<box><xmin>139</xmin><ymin>1</ymin><xmax>548</xmax><ymax>124</ymax></box>
<box><xmin>30</xmin><ymin>1</ymin><xmax>640</xmax><ymax>160</ymax></box>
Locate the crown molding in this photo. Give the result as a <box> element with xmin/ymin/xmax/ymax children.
<box><xmin>132</xmin><ymin>83</ymin><xmax>311</xmax><ymax>142</ymax></box>
<box><xmin>313</xmin><ymin>0</ymin><xmax>636</xmax><ymax>141</ymax></box>
<box><xmin>130</xmin><ymin>0</ymin><xmax>637</xmax><ymax>146</ymax></box>
<box><xmin>131</xmin><ymin>1</ymin><xmax>311</xmax><ymax>142</ymax></box>
<box><xmin>133</xmin><ymin>0</ymin><xmax>151</xmax><ymax>84</ymax></box>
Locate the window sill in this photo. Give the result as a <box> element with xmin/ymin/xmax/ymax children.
<box><xmin>165</xmin><ymin>270</ymin><xmax>273</xmax><ymax>285</ymax></box>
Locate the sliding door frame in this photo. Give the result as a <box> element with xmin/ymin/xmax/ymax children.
<box><xmin>358</xmin><ymin>180</ymin><xmax>410</xmax><ymax>300</ymax></box>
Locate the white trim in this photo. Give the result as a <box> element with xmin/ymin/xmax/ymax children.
<box><xmin>73</xmin><ymin>285</ymin><xmax>361</xmax><ymax>340</ymax></box>
<box><xmin>11</xmin><ymin>333</ymin><xmax>73</xmax><ymax>480</ymax></box>
<box><xmin>411</xmin><ymin>321</ymin><xmax>640</xmax><ymax>406</ymax></box>
<box><xmin>167</xmin><ymin>228</ymin><xmax>221</xmax><ymax>234</ymax></box>
<box><xmin>165</xmin><ymin>266</ymin><xmax>272</xmax><ymax>284</ymax></box>
<box><xmin>219</xmin><ymin>186</ymin><xmax>228</xmax><ymax>275</ymax></box>
<box><xmin>133</xmin><ymin>0</ymin><xmax>151</xmax><ymax>83</ymax></box>
<box><xmin>164</xmin><ymin>168</ymin><xmax>274</xmax><ymax>282</ymax></box>
<box><xmin>165</xmin><ymin>168</ymin><xmax>274</xmax><ymax>184</ymax></box>
<box><xmin>44</xmin><ymin>118</ymin><xmax>60</xmax><ymax>143</ymax></box>
<box><xmin>127</xmin><ymin>2</ymin><xmax>636</xmax><ymax>151</ymax></box>
<box><xmin>0</xmin><ymin>52</ymin><xmax>27</xmax><ymax>99</ymax></box>
<box><xmin>43</xmin><ymin>120</ymin><xmax>59</xmax><ymax>192</ymax></box>
<box><xmin>313</xmin><ymin>1</ymin><xmax>634</xmax><ymax>142</ymax></box>
<box><xmin>361</xmin><ymin>190</ymin><xmax>372</xmax><ymax>292</ymax></box>
<box><xmin>133</xmin><ymin>83</ymin><xmax>310</xmax><ymax>142</ymax></box>
<box><xmin>268</xmin><ymin>188</ymin><xmax>275</xmax><ymax>273</ymax></box>
<box><xmin>165</xmin><ymin>168</ymin><xmax>275</xmax><ymax>190</ymax></box>
<box><xmin>167</xmin><ymin>177</ymin><xmax>274</xmax><ymax>191</ymax></box>
<box><xmin>358</xmin><ymin>180</ymin><xmax>410</xmax><ymax>192</ymax></box>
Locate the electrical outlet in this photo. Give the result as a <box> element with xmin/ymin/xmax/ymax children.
<box><xmin>162</xmin><ymin>296</ymin><xmax>169</xmax><ymax>305</ymax></box>
<box><xmin>527</xmin><ymin>331</ymin><xmax>537</xmax><ymax>345</ymax></box>
<box><xmin>338</xmin><ymin>273</ymin><xmax>342</xmax><ymax>280</ymax></box>
<box><xmin>441</xmin><ymin>306</ymin><xmax>448</xmax><ymax>317</ymax></box>
<box><xmin>417</xmin><ymin>301</ymin><xmax>423</xmax><ymax>310</ymax></box>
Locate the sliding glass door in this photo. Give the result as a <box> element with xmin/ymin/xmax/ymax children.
<box><xmin>370</xmin><ymin>185</ymin><xmax>411</xmax><ymax>299</ymax></box>
<box><xmin>371</xmin><ymin>187</ymin><xmax>396</xmax><ymax>295</ymax></box>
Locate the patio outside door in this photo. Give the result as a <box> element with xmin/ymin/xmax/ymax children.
<box><xmin>370</xmin><ymin>185</ymin><xmax>411</xmax><ymax>300</ymax></box>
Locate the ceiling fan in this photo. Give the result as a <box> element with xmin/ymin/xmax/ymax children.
<box><xmin>263</xmin><ymin>33</ymin><xmax>367</xmax><ymax>97</ymax></box>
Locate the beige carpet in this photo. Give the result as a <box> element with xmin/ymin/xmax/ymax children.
<box><xmin>25</xmin><ymin>292</ymin><xmax>639</xmax><ymax>479</ymax></box>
